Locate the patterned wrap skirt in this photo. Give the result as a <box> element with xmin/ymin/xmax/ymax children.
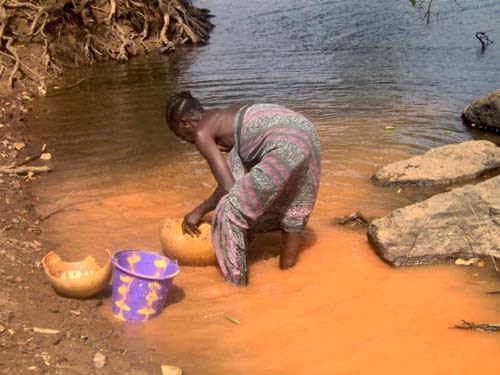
<box><xmin>211</xmin><ymin>104</ymin><xmax>321</xmax><ymax>286</ymax></box>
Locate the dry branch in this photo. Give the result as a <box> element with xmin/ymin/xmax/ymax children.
<box><xmin>0</xmin><ymin>165</ymin><xmax>51</xmax><ymax>175</ymax></box>
<box><xmin>9</xmin><ymin>143</ymin><xmax>46</xmax><ymax>168</ymax></box>
<box><xmin>454</xmin><ymin>320</ymin><xmax>500</xmax><ymax>332</ymax></box>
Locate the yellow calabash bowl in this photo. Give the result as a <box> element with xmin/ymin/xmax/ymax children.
<box><xmin>42</xmin><ymin>249</ymin><xmax>112</xmax><ymax>298</ymax></box>
<box><xmin>160</xmin><ymin>218</ymin><xmax>217</xmax><ymax>266</ymax></box>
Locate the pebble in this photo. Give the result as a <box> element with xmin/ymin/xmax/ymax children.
<box><xmin>13</xmin><ymin>142</ymin><xmax>26</xmax><ymax>151</ymax></box>
<box><xmin>93</xmin><ymin>352</ymin><xmax>106</xmax><ymax>369</ymax></box>
<box><xmin>40</xmin><ymin>153</ymin><xmax>52</xmax><ymax>161</ymax></box>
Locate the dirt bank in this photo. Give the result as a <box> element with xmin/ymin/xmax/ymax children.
<box><xmin>0</xmin><ymin>0</ymin><xmax>213</xmax><ymax>92</ymax></box>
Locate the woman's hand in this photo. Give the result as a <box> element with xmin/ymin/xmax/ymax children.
<box><xmin>182</xmin><ymin>208</ymin><xmax>204</xmax><ymax>237</ymax></box>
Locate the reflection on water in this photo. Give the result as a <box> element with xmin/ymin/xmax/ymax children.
<box><xmin>29</xmin><ymin>0</ymin><xmax>500</xmax><ymax>373</ymax></box>
<box><xmin>30</xmin><ymin>0</ymin><xmax>500</xmax><ymax>215</ymax></box>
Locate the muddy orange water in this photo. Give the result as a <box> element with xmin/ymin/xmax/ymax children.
<box><xmin>35</xmin><ymin>183</ymin><xmax>500</xmax><ymax>374</ymax></box>
<box><xmin>30</xmin><ymin>0</ymin><xmax>500</xmax><ymax>373</ymax></box>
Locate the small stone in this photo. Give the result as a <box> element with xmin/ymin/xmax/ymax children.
<box><xmin>40</xmin><ymin>152</ymin><xmax>52</xmax><ymax>161</ymax></box>
<box><xmin>15</xmin><ymin>276</ymin><xmax>22</xmax><ymax>283</ymax></box>
<box><xmin>13</xmin><ymin>142</ymin><xmax>26</xmax><ymax>150</ymax></box>
<box><xmin>0</xmin><ymin>324</ymin><xmax>5</xmax><ymax>333</ymax></box>
<box><xmin>38</xmin><ymin>86</ymin><xmax>47</xmax><ymax>96</ymax></box>
<box><xmin>93</xmin><ymin>352</ymin><xmax>106</xmax><ymax>369</ymax></box>
<box><xmin>161</xmin><ymin>364</ymin><xmax>183</xmax><ymax>375</ymax></box>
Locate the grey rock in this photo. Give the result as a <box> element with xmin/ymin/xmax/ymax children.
<box><xmin>462</xmin><ymin>89</ymin><xmax>500</xmax><ymax>131</ymax></box>
<box><xmin>371</xmin><ymin>140</ymin><xmax>500</xmax><ymax>187</ymax></box>
<box><xmin>367</xmin><ymin>175</ymin><xmax>500</xmax><ymax>266</ymax></box>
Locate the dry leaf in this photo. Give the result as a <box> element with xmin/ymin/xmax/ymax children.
<box><xmin>455</xmin><ymin>258</ymin><xmax>479</xmax><ymax>266</ymax></box>
<box><xmin>161</xmin><ymin>364</ymin><xmax>182</xmax><ymax>375</ymax></box>
<box><xmin>33</xmin><ymin>327</ymin><xmax>60</xmax><ymax>334</ymax></box>
<box><xmin>225</xmin><ymin>316</ymin><xmax>241</xmax><ymax>325</ymax></box>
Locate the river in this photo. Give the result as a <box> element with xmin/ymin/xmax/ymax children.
<box><xmin>30</xmin><ymin>0</ymin><xmax>500</xmax><ymax>373</ymax></box>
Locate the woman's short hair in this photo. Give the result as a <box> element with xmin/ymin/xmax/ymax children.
<box><xmin>165</xmin><ymin>91</ymin><xmax>203</xmax><ymax>131</ymax></box>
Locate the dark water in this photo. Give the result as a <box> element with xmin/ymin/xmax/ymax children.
<box><xmin>31</xmin><ymin>0</ymin><xmax>500</xmax><ymax>216</ymax></box>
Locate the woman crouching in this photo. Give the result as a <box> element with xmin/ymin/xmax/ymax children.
<box><xmin>165</xmin><ymin>91</ymin><xmax>320</xmax><ymax>286</ymax></box>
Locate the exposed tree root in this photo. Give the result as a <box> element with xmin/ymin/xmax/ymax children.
<box><xmin>0</xmin><ymin>0</ymin><xmax>214</xmax><ymax>89</ymax></box>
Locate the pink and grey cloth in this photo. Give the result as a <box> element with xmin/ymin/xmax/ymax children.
<box><xmin>212</xmin><ymin>104</ymin><xmax>321</xmax><ymax>286</ymax></box>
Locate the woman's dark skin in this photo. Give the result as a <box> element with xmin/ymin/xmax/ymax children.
<box><xmin>176</xmin><ymin>104</ymin><xmax>300</xmax><ymax>269</ymax></box>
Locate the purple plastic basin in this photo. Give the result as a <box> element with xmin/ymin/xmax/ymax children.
<box><xmin>111</xmin><ymin>250</ymin><xmax>180</xmax><ymax>322</ymax></box>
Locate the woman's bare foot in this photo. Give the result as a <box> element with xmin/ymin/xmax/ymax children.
<box><xmin>279</xmin><ymin>231</ymin><xmax>301</xmax><ymax>269</ymax></box>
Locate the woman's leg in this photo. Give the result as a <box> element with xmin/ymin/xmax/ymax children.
<box><xmin>212</xmin><ymin>196</ymin><xmax>250</xmax><ymax>286</ymax></box>
<box><xmin>279</xmin><ymin>231</ymin><xmax>301</xmax><ymax>269</ymax></box>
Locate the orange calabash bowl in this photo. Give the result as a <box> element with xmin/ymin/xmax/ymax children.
<box><xmin>160</xmin><ymin>218</ymin><xmax>217</xmax><ymax>266</ymax></box>
<box><xmin>42</xmin><ymin>249</ymin><xmax>112</xmax><ymax>298</ymax></box>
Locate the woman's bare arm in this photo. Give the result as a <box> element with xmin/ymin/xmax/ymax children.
<box><xmin>194</xmin><ymin>131</ymin><xmax>235</xmax><ymax>193</ymax></box>
<box><xmin>182</xmin><ymin>184</ymin><xmax>225</xmax><ymax>235</ymax></box>
<box><xmin>197</xmin><ymin>184</ymin><xmax>226</xmax><ymax>214</ymax></box>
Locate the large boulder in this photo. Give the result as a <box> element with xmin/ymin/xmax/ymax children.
<box><xmin>462</xmin><ymin>89</ymin><xmax>500</xmax><ymax>131</ymax></box>
<box><xmin>367</xmin><ymin>175</ymin><xmax>500</xmax><ymax>266</ymax></box>
<box><xmin>371</xmin><ymin>140</ymin><xmax>500</xmax><ymax>187</ymax></box>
